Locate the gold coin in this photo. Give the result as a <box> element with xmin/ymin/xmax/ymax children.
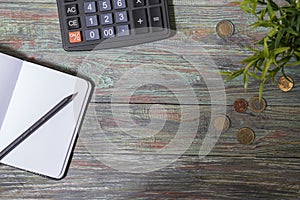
<box><xmin>216</xmin><ymin>20</ymin><xmax>235</xmax><ymax>38</ymax></box>
<box><xmin>278</xmin><ymin>75</ymin><xmax>294</xmax><ymax>92</ymax></box>
<box><xmin>249</xmin><ymin>96</ymin><xmax>267</xmax><ymax>113</ymax></box>
<box><xmin>237</xmin><ymin>127</ymin><xmax>255</xmax><ymax>145</ymax></box>
<box><xmin>213</xmin><ymin>115</ymin><xmax>230</xmax><ymax>132</ymax></box>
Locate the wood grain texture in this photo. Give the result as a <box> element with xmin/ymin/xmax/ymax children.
<box><xmin>1</xmin><ymin>0</ymin><xmax>238</xmax><ymax>6</ymax></box>
<box><xmin>0</xmin><ymin>0</ymin><xmax>299</xmax><ymax>199</ymax></box>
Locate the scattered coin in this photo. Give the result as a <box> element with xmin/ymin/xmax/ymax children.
<box><xmin>233</xmin><ymin>98</ymin><xmax>248</xmax><ymax>113</ymax></box>
<box><xmin>237</xmin><ymin>127</ymin><xmax>255</xmax><ymax>145</ymax></box>
<box><xmin>213</xmin><ymin>115</ymin><xmax>230</xmax><ymax>132</ymax></box>
<box><xmin>216</xmin><ymin>20</ymin><xmax>235</xmax><ymax>38</ymax></box>
<box><xmin>278</xmin><ymin>75</ymin><xmax>294</xmax><ymax>92</ymax></box>
<box><xmin>249</xmin><ymin>96</ymin><xmax>267</xmax><ymax>113</ymax></box>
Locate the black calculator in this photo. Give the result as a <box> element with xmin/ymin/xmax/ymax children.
<box><xmin>56</xmin><ymin>0</ymin><xmax>171</xmax><ymax>51</ymax></box>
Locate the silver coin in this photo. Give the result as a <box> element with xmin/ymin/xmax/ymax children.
<box><xmin>216</xmin><ymin>20</ymin><xmax>235</xmax><ymax>38</ymax></box>
<box><xmin>213</xmin><ymin>115</ymin><xmax>230</xmax><ymax>132</ymax></box>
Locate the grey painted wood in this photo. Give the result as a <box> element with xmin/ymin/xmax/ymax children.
<box><xmin>0</xmin><ymin>0</ymin><xmax>299</xmax><ymax>199</ymax></box>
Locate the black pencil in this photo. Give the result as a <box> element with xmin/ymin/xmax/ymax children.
<box><xmin>0</xmin><ymin>92</ymin><xmax>78</xmax><ymax>160</ymax></box>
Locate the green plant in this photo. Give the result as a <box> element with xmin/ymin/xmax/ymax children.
<box><xmin>222</xmin><ymin>0</ymin><xmax>300</xmax><ymax>100</ymax></box>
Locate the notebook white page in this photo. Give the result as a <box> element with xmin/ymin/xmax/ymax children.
<box><xmin>0</xmin><ymin>54</ymin><xmax>22</xmax><ymax>130</ymax></box>
<box><xmin>0</xmin><ymin>53</ymin><xmax>92</xmax><ymax>179</ymax></box>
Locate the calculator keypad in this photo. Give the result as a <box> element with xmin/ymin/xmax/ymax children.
<box><xmin>57</xmin><ymin>0</ymin><xmax>171</xmax><ymax>50</ymax></box>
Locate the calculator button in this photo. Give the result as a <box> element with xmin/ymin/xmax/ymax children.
<box><xmin>85</xmin><ymin>29</ymin><xmax>100</xmax><ymax>41</ymax></box>
<box><xmin>150</xmin><ymin>7</ymin><xmax>163</xmax><ymax>31</ymax></box>
<box><xmin>117</xmin><ymin>25</ymin><xmax>130</xmax><ymax>36</ymax></box>
<box><xmin>99</xmin><ymin>0</ymin><xmax>112</xmax><ymax>11</ymax></box>
<box><xmin>68</xmin><ymin>31</ymin><xmax>82</xmax><ymax>43</ymax></box>
<box><xmin>113</xmin><ymin>0</ymin><xmax>126</xmax><ymax>9</ymax></box>
<box><xmin>115</xmin><ymin>11</ymin><xmax>128</xmax><ymax>23</ymax></box>
<box><xmin>67</xmin><ymin>17</ymin><xmax>80</xmax><ymax>29</ymax></box>
<box><xmin>102</xmin><ymin>27</ymin><xmax>115</xmax><ymax>38</ymax></box>
<box><xmin>149</xmin><ymin>0</ymin><xmax>161</xmax><ymax>5</ymax></box>
<box><xmin>85</xmin><ymin>15</ymin><xmax>98</xmax><ymax>27</ymax></box>
<box><xmin>133</xmin><ymin>9</ymin><xmax>149</xmax><ymax>34</ymax></box>
<box><xmin>134</xmin><ymin>0</ymin><xmax>145</xmax><ymax>7</ymax></box>
<box><xmin>84</xmin><ymin>2</ymin><xmax>97</xmax><ymax>13</ymax></box>
<box><xmin>65</xmin><ymin>4</ymin><xmax>79</xmax><ymax>16</ymax></box>
<box><xmin>100</xmin><ymin>13</ymin><xmax>113</xmax><ymax>25</ymax></box>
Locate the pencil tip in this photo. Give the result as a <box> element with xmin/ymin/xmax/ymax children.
<box><xmin>71</xmin><ymin>92</ymin><xmax>78</xmax><ymax>100</ymax></box>
<box><xmin>67</xmin><ymin>92</ymin><xmax>78</xmax><ymax>102</ymax></box>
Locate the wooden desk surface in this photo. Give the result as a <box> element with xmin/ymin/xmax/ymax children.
<box><xmin>1</xmin><ymin>0</ymin><xmax>300</xmax><ymax>199</ymax></box>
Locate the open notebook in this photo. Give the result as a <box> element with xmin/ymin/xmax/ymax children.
<box><xmin>0</xmin><ymin>53</ymin><xmax>92</xmax><ymax>179</ymax></box>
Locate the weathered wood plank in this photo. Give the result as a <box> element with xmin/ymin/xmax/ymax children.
<box><xmin>0</xmin><ymin>0</ymin><xmax>240</xmax><ymax>6</ymax></box>
<box><xmin>0</xmin><ymin>3</ymin><xmax>260</xmax><ymax>51</ymax></box>
<box><xmin>1</xmin><ymin>155</ymin><xmax>299</xmax><ymax>199</ymax></box>
<box><xmin>1</xmin><ymin>103</ymin><xmax>299</xmax><ymax>196</ymax></box>
<box><xmin>78</xmin><ymin>103</ymin><xmax>300</xmax><ymax>158</ymax></box>
<box><xmin>1</xmin><ymin>3</ymin><xmax>299</xmax><ymax>106</ymax></box>
<box><xmin>80</xmin><ymin>51</ymin><xmax>300</xmax><ymax>106</ymax></box>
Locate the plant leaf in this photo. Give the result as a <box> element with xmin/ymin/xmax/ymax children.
<box><xmin>244</xmin><ymin>72</ymin><xmax>249</xmax><ymax>89</ymax></box>
<box><xmin>219</xmin><ymin>71</ymin><xmax>233</xmax><ymax>75</ymax></box>
<box><xmin>224</xmin><ymin>69</ymin><xmax>244</xmax><ymax>82</ymax></box>
<box><xmin>248</xmin><ymin>72</ymin><xmax>261</xmax><ymax>80</ymax></box>
<box><xmin>268</xmin><ymin>0</ymin><xmax>279</xmax><ymax>10</ymax></box>
<box><xmin>240</xmin><ymin>1</ymin><xmax>253</xmax><ymax>13</ymax></box>
<box><xmin>285</xmin><ymin>60</ymin><xmax>300</xmax><ymax>66</ymax></box>
<box><xmin>261</xmin><ymin>58</ymin><xmax>272</xmax><ymax>80</ymax></box>
<box><xmin>267</xmin><ymin>28</ymin><xmax>278</xmax><ymax>38</ymax></box>
<box><xmin>294</xmin><ymin>51</ymin><xmax>300</xmax><ymax>57</ymax></box>
<box><xmin>286</xmin><ymin>27</ymin><xmax>299</xmax><ymax>36</ymax></box>
<box><xmin>241</xmin><ymin>54</ymin><xmax>260</xmax><ymax>64</ymax></box>
<box><xmin>251</xmin><ymin>0</ymin><xmax>258</xmax><ymax>15</ymax></box>
<box><xmin>251</xmin><ymin>20</ymin><xmax>276</xmax><ymax>28</ymax></box>
<box><xmin>275</xmin><ymin>30</ymin><xmax>285</xmax><ymax>48</ymax></box>
<box><xmin>264</xmin><ymin>38</ymin><xmax>270</xmax><ymax>58</ymax></box>
<box><xmin>272</xmin><ymin>47</ymin><xmax>290</xmax><ymax>55</ymax></box>
<box><xmin>297</xmin><ymin>15</ymin><xmax>300</xmax><ymax>32</ymax></box>
<box><xmin>259</xmin><ymin>81</ymin><xmax>265</xmax><ymax>102</ymax></box>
